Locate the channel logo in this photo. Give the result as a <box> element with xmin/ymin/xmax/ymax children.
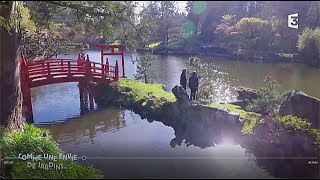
<box><xmin>288</xmin><ymin>13</ymin><xmax>298</xmax><ymax>29</ymax></box>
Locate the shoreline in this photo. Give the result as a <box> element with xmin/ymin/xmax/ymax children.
<box><xmin>94</xmin><ymin>78</ymin><xmax>320</xmax><ymax>160</ymax></box>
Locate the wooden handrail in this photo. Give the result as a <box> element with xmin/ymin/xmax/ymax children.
<box><xmin>23</xmin><ymin>57</ymin><xmax>119</xmax><ymax>88</ymax></box>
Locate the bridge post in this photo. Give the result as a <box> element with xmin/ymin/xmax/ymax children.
<box><xmin>79</xmin><ymin>80</ymin><xmax>88</xmax><ymax>115</ymax></box>
<box><xmin>85</xmin><ymin>55</ymin><xmax>94</xmax><ymax>110</ymax></box>
<box><xmin>89</xmin><ymin>85</ymin><xmax>94</xmax><ymax>110</ymax></box>
<box><xmin>100</xmin><ymin>46</ymin><xmax>104</xmax><ymax>64</ymax></box>
<box><xmin>115</xmin><ymin>60</ymin><xmax>119</xmax><ymax>81</ymax></box>
<box><xmin>106</xmin><ymin>58</ymin><xmax>109</xmax><ymax>78</ymax></box>
<box><xmin>61</xmin><ymin>59</ymin><xmax>64</xmax><ymax>71</ymax></box>
<box><xmin>121</xmin><ymin>45</ymin><xmax>125</xmax><ymax>77</ymax></box>
<box><xmin>68</xmin><ymin>62</ymin><xmax>71</xmax><ymax>77</ymax></box>
<box><xmin>47</xmin><ymin>62</ymin><xmax>52</xmax><ymax>79</ymax></box>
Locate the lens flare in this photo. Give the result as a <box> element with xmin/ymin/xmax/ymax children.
<box><xmin>192</xmin><ymin>1</ymin><xmax>206</xmax><ymax>15</ymax></box>
<box><xmin>181</xmin><ymin>20</ymin><xmax>196</xmax><ymax>38</ymax></box>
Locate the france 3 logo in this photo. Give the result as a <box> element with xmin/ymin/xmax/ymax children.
<box><xmin>288</xmin><ymin>13</ymin><xmax>298</xmax><ymax>29</ymax></box>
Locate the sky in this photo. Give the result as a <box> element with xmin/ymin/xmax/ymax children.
<box><xmin>135</xmin><ymin>1</ymin><xmax>188</xmax><ymax>14</ymax></box>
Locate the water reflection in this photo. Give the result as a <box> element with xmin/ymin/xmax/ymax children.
<box><xmin>42</xmin><ymin>107</ymin><xmax>318</xmax><ymax>178</ymax></box>
<box><xmin>169</xmin><ymin>119</ymin><xmax>319</xmax><ymax>178</ymax></box>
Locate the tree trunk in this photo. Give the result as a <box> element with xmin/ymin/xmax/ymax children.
<box><xmin>0</xmin><ymin>1</ymin><xmax>24</xmax><ymax>130</ymax></box>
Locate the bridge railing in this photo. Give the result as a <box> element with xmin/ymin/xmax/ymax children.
<box><xmin>89</xmin><ymin>61</ymin><xmax>118</xmax><ymax>80</ymax></box>
<box><xmin>23</xmin><ymin>57</ymin><xmax>119</xmax><ymax>83</ymax></box>
<box><xmin>27</xmin><ymin>59</ymin><xmax>86</xmax><ymax>80</ymax></box>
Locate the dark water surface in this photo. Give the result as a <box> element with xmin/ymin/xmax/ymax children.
<box><xmin>32</xmin><ymin>51</ymin><xmax>319</xmax><ymax>178</ymax></box>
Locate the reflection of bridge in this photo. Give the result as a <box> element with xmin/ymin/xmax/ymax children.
<box><xmin>20</xmin><ymin>44</ymin><xmax>126</xmax><ymax>123</ymax></box>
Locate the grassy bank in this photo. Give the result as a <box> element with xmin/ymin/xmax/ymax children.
<box><xmin>0</xmin><ymin>125</ymin><xmax>103</xmax><ymax>179</ymax></box>
<box><xmin>98</xmin><ymin>79</ymin><xmax>320</xmax><ymax>148</ymax></box>
<box><xmin>108</xmin><ymin>79</ymin><xmax>260</xmax><ymax>134</ymax></box>
<box><xmin>113</xmin><ymin>78</ymin><xmax>176</xmax><ymax>110</ymax></box>
<box><xmin>147</xmin><ymin>41</ymin><xmax>162</xmax><ymax>49</ymax></box>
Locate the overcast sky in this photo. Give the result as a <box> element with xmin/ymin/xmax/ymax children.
<box><xmin>135</xmin><ymin>1</ymin><xmax>188</xmax><ymax>14</ymax></box>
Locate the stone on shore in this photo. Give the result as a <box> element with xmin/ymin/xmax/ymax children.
<box><xmin>279</xmin><ymin>90</ymin><xmax>320</xmax><ymax>129</ymax></box>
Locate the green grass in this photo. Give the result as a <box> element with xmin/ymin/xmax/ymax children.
<box><xmin>147</xmin><ymin>41</ymin><xmax>162</xmax><ymax>49</ymax></box>
<box><xmin>0</xmin><ymin>125</ymin><xmax>60</xmax><ymax>156</ymax></box>
<box><xmin>111</xmin><ymin>40</ymin><xmax>121</xmax><ymax>45</ymax></box>
<box><xmin>208</xmin><ymin>102</ymin><xmax>261</xmax><ymax>134</ymax></box>
<box><xmin>117</xmin><ymin>78</ymin><xmax>176</xmax><ymax>105</ymax></box>
<box><xmin>11</xmin><ymin>161</ymin><xmax>102</xmax><ymax>179</ymax></box>
<box><xmin>279</xmin><ymin>53</ymin><xmax>299</xmax><ymax>61</ymax></box>
<box><xmin>0</xmin><ymin>124</ymin><xmax>103</xmax><ymax>179</ymax></box>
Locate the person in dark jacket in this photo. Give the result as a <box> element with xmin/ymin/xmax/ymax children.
<box><xmin>188</xmin><ymin>71</ymin><xmax>199</xmax><ymax>100</ymax></box>
<box><xmin>180</xmin><ymin>68</ymin><xmax>187</xmax><ymax>90</ymax></box>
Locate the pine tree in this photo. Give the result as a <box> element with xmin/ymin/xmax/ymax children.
<box><xmin>133</xmin><ymin>55</ymin><xmax>156</xmax><ymax>84</ymax></box>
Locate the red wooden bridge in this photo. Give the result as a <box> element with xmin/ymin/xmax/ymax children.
<box><xmin>20</xmin><ymin>44</ymin><xmax>126</xmax><ymax>122</ymax></box>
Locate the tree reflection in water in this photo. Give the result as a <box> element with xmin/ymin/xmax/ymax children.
<box><xmin>168</xmin><ymin>119</ymin><xmax>319</xmax><ymax>178</ymax></box>
<box><xmin>42</xmin><ymin>108</ymin><xmax>318</xmax><ymax>178</ymax></box>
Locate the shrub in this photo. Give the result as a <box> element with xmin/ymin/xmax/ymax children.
<box><xmin>297</xmin><ymin>28</ymin><xmax>320</xmax><ymax>67</ymax></box>
<box><xmin>247</xmin><ymin>76</ymin><xmax>282</xmax><ymax>115</ymax></box>
<box><xmin>132</xmin><ymin>55</ymin><xmax>157</xmax><ymax>84</ymax></box>
<box><xmin>0</xmin><ymin>125</ymin><xmax>60</xmax><ymax>157</ymax></box>
<box><xmin>232</xmin><ymin>17</ymin><xmax>274</xmax><ymax>51</ymax></box>
<box><xmin>276</xmin><ymin>115</ymin><xmax>311</xmax><ymax>131</ymax></box>
<box><xmin>0</xmin><ymin>124</ymin><xmax>103</xmax><ymax>179</ymax></box>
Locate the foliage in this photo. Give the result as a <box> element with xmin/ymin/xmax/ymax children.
<box><xmin>158</xmin><ymin>1</ymin><xmax>178</xmax><ymax>45</ymax></box>
<box><xmin>276</xmin><ymin>115</ymin><xmax>320</xmax><ymax>147</ymax></box>
<box><xmin>0</xmin><ymin>124</ymin><xmax>103</xmax><ymax>178</ymax></box>
<box><xmin>215</xmin><ymin>14</ymin><xmax>236</xmax><ymax>35</ymax></box>
<box><xmin>208</xmin><ymin>103</ymin><xmax>261</xmax><ymax>134</ymax></box>
<box><xmin>137</xmin><ymin>1</ymin><xmax>161</xmax><ymax>46</ymax></box>
<box><xmin>23</xmin><ymin>1</ymin><xmax>140</xmax><ymax>50</ymax></box>
<box><xmin>17</xmin><ymin>2</ymin><xmax>37</xmax><ymax>33</ymax></box>
<box><xmin>137</xmin><ymin>1</ymin><xmax>185</xmax><ymax>47</ymax></box>
<box><xmin>182</xmin><ymin>1</ymin><xmax>320</xmax><ymax>56</ymax></box>
<box><xmin>276</xmin><ymin>115</ymin><xmax>311</xmax><ymax>131</ymax></box>
<box><xmin>147</xmin><ymin>41</ymin><xmax>162</xmax><ymax>49</ymax></box>
<box><xmin>232</xmin><ymin>17</ymin><xmax>274</xmax><ymax>51</ymax></box>
<box><xmin>132</xmin><ymin>54</ymin><xmax>157</xmax><ymax>84</ymax></box>
<box><xmin>0</xmin><ymin>124</ymin><xmax>60</xmax><ymax>156</ymax></box>
<box><xmin>297</xmin><ymin>28</ymin><xmax>320</xmax><ymax>66</ymax></box>
<box><xmin>247</xmin><ymin>76</ymin><xmax>282</xmax><ymax>115</ymax></box>
<box><xmin>20</xmin><ymin>30</ymin><xmax>70</xmax><ymax>60</ymax></box>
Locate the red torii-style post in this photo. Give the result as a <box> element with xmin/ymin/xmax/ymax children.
<box><xmin>97</xmin><ymin>44</ymin><xmax>125</xmax><ymax>77</ymax></box>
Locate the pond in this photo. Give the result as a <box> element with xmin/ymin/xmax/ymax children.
<box><xmin>32</xmin><ymin>50</ymin><xmax>319</xmax><ymax>178</ymax></box>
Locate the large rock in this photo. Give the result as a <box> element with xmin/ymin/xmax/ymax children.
<box><xmin>172</xmin><ymin>85</ymin><xmax>190</xmax><ymax>105</ymax></box>
<box><xmin>236</xmin><ymin>87</ymin><xmax>261</xmax><ymax>101</ymax></box>
<box><xmin>279</xmin><ymin>90</ymin><xmax>320</xmax><ymax>129</ymax></box>
<box><xmin>186</xmin><ymin>104</ymin><xmax>241</xmax><ymax>128</ymax></box>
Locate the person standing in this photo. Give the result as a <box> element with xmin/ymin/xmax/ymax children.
<box><xmin>180</xmin><ymin>68</ymin><xmax>187</xmax><ymax>90</ymax></box>
<box><xmin>188</xmin><ymin>71</ymin><xmax>199</xmax><ymax>100</ymax></box>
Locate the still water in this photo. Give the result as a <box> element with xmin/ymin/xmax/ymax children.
<box><xmin>32</xmin><ymin>50</ymin><xmax>320</xmax><ymax>178</ymax></box>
